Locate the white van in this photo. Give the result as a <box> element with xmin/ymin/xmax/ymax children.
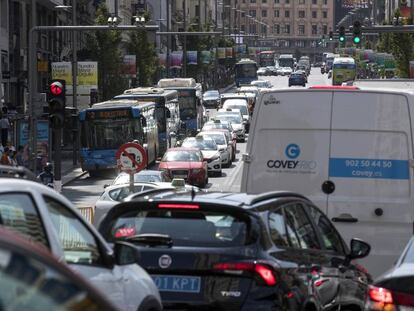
<box><xmin>241</xmin><ymin>86</ymin><xmax>414</xmax><ymax>277</ymax></box>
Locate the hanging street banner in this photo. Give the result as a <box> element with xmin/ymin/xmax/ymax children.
<box><xmin>187</xmin><ymin>51</ymin><xmax>198</xmax><ymax>65</ymax></box>
<box><xmin>158</xmin><ymin>53</ymin><xmax>167</xmax><ymax>67</ymax></box>
<box><xmin>201</xmin><ymin>51</ymin><xmax>211</xmax><ymax>64</ymax></box>
<box><xmin>122</xmin><ymin>55</ymin><xmax>137</xmax><ymax>77</ymax></box>
<box><xmin>217</xmin><ymin>48</ymin><xmax>226</xmax><ymax>59</ymax></box>
<box><xmin>77</xmin><ymin>62</ymin><xmax>98</xmax><ymax>86</ymax></box>
<box><xmin>51</xmin><ymin>62</ymin><xmax>72</xmax><ymax>85</ymax></box>
<box><xmin>226</xmin><ymin>47</ymin><xmax>233</xmax><ymax>58</ymax></box>
<box><xmin>171</xmin><ymin>51</ymin><xmax>183</xmax><ymax>68</ymax></box>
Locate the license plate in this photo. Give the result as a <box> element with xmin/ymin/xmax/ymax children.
<box><xmin>173</xmin><ymin>174</ymin><xmax>187</xmax><ymax>178</ymax></box>
<box><xmin>152</xmin><ymin>275</ymin><xmax>201</xmax><ymax>293</ymax></box>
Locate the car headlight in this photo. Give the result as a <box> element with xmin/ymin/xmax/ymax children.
<box><xmin>211</xmin><ymin>155</ymin><xmax>220</xmax><ymax>161</ymax></box>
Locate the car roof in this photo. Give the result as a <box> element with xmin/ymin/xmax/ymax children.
<box><xmin>105</xmin><ymin>182</ymin><xmax>173</xmax><ymax>192</ymax></box>
<box><xmin>124</xmin><ymin>189</ymin><xmax>310</xmax><ymax>209</ymax></box>
<box><xmin>198</xmin><ymin>131</ymin><xmax>226</xmax><ymax>136</ymax></box>
<box><xmin>166</xmin><ymin>147</ymin><xmax>200</xmax><ymax>152</ymax></box>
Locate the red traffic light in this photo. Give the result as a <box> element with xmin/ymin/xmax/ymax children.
<box><xmin>50</xmin><ymin>82</ymin><xmax>64</xmax><ymax>96</ymax></box>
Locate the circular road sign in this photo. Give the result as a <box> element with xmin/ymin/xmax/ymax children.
<box><xmin>116</xmin><ymin>143</ymin><xmax>147</xmax><ymax>173</ymax></box>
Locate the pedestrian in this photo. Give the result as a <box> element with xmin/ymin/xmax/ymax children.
<box><xmin>0</xmin><ymin>147</ymin><xmax>11</xmax><ymax>165</ymax></box>
<box><xmin>0</xmin><ymin>110</ymin><xmax>10</xmax><ymax>147</ymax></box>
<box><xmin>37</xmin><ymin>162</ymin><xmax>54</xmax><ymax>187</ymax></box>
<box><xmin>15</xmin><ymin>145</ymin><xmax>24</xmax><ymax>166</ymax></box>
<box><xmin>10</xmin><ymin>150</ymin><xmax>17</xmax><ymax>166</ymax></box>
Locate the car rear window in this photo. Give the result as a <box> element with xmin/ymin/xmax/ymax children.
<box><xmin>108</xmin><ymin>209</ymin><xmax>251</xmax><ymax>247</ymax></box>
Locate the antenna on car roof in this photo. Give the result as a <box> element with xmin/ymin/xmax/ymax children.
<box><xmin>191</xmin><ymin>186</ymin><xmax>196</xmax><ymax>201</ymax></box>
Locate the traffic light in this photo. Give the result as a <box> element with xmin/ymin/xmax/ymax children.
<box><xmin>339</xmin><ymin>26</ymin><xmax>346</xmax><ymax>43</ymax></box>
<box><xmin>353</xmin><ymin>20</ymin><xmax>361</xmax><ymax>44</ymax></box>
<box><xmin>48</xmin><ymin>79</ymin><xmax>66</xmax><ymax>129</ymax></box>
<box><xmin>329</xmin><ymin>31</ymin><xmax>333</xmax><ymax>41</ymax></box>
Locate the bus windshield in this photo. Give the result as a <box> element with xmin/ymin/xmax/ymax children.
<box><xmin>279</xmin><ymin>58</ymin><xmax>293</xmax><ymax>68</ymax></box>
<box><xmin>85</xmin><ymin>118</ymin><xmax>142</xmax><ymax>149</ymax></box>
<box><xmin>178</xmin><ymin>91</ymin><xmax>196</xmax><ymax>119</ymax></box>
<box><xmin>236</xmin><ymin>64</ymin><xmax>257</xmax><ymax>78</ymax></box>
<box><xmin>333</xmin><ymin>63</ymin><xmax>356</xmax><ymax>69</ymax></box>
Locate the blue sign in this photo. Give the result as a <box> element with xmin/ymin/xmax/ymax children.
<box><xmin>285</xmin><ymin>144</ymin><xmax>301</xmax><ymax>159</ymax></box>
<box><xmin>19</xmin><ymin>120</ymin><xmax>49</xmax><ymax>146</ymax></box>
<box><xmin>329</xmin><ymin>158</ymin><xmax>409</xmax><ymax>180</ymax></box>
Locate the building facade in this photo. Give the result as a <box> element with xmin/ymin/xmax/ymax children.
<box><xmin>236</xmin><ymin>0</ymin><xmax>334</xmax><ymax>57</ymax></box>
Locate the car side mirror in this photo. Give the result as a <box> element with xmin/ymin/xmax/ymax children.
<box><xmin>114</xmin><ymin>240</ymin><xmax>139</xmax><ymax>265</ymax></box>
<box><xmin>345</xmin><ymin>238</ymin><xmax>371</xmax><ymax>265</ymax></box>
<box><xmin>103</xmin><ymin>184</ymin><xmax>109</xmax><ymax>189</ymax></box>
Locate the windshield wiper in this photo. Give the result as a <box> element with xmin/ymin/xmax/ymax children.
<box><xmin>126</xmin><ymin>234</ymin><xmax>173</xmax><ymax>247</ymax></box>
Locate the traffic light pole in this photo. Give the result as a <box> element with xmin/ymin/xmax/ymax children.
<box><xmin>54</xmin><ymin>128</ymin><xmax>62</xmax><ymax>192</ymax></box>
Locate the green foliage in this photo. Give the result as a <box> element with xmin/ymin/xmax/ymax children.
<box><xmin>375</xmin><ymin>10</ymin><xmax>414</xmax><ymax>78</ymax></box>
<box><xmin>127</xmin><ymin>28</ymin><xmax>159</xmax><ymax>85</ymax></box>
<box><xmin>86</xmin><ymin>4</ymin><xmax>128</xmax><ymax>100</ymax></box>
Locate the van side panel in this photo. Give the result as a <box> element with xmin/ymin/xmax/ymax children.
<box><xmin>329</xmin><ymin>91</ymin><xmax>413</xmax><ymax>277</ymax></box>
<box><xmin>242</xmin><ymin>91</ymin><xmax>333</xmax><ymax>212</ymax></box>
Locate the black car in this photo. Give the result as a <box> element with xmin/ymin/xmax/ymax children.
<box><xmin>289</xmin><ymin>72</ymin><xmax>307</xmax><ymax>87</ymax></box>
<box><xmin>365</xmin><ymin>235</ymin><xmax>414</xmax><ymax>310</ymax></box>
<box><xmin>203</xmin><ymin>90</ymin><xmax>221</xmax><ymax>108</ymax></box>
<box><xmin>99</xmin><ymin>190</ymin><xmax>372</xmax><ymax>311</ymax></box>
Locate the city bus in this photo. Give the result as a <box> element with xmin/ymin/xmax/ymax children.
<box><xmin>258</xmin><ymin>51</ymin><xmax>276</xmax><ymax>67</ymax></box>
<box><xmin>332</xmin><ymin>57</ymin><xmax>356</xmax><ymax>85</ymax></box>
<box><xmin>114</xmin><ymin>88</ymin><xmax>180</xmax><ymax>156</ymax></box>
<box><xmin>157</xmin><ymin>78</ymin><xmax>204</xmax><ymax>136</ymax></box>
<box><xmin>234</xmin><ymin>58</ymin><xmax>258</xmax><ymax>87</ymax></box>
<box><xmin>79</xmin><ymin>100</ymin><xmax>159</xmax><ymax>176</ymax></box>
<box><xmin>278</xmin><ymin>54</ymin><xmax>294</xmax><ymax>70</ymax></box>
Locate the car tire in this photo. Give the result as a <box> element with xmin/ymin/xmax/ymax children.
<box><xmin>288</xmin><ymin>84</ymin><xmax>291</xmax><ymax>87</ymax></box>
<box><xmin>89</xmin><ymin>170</ymin><xmax>99</xmax><ymax>178</ymax></box>
<box><xmin>302</xmin><ymin>84</ymin><xmax>306</xmax><ymax>87</ymax></box>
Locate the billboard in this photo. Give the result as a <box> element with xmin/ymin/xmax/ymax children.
<box><xmin>342</xmin><ymin>0</ymin><xmax>369</xmax><ymax>8</ymax></box>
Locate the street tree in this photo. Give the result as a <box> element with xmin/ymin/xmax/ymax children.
<box><xmin>85</xmin><ymin>4</ymin><xmax>128</xmax><ymax>100</ymax></box>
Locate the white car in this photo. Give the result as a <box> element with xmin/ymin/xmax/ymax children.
<box><xmin>0</xmin><ymin>172</ymin><xmax>162</xmax><ymax>311</ymax></box>
<box><xmin>182</xmin><ymin>137</ymin><xmax>222</xmax><ymax>176</ymax></box>
<box><xmin>215</xmin><ymin>110</ymin><xmax>246</xmax><ymax>142</ymax></box>
<box><xmin>251</xmin><ymin>80</ymin><xmax>272</xmax><ymax>88</ymax></box>
<box><xmin>276</xmin><ymin>67</ymin><xmax>292</xmax><ymax>76</ymax></box>
<box><xmin>222</xmin><ymin>99</ymin><xmax>251</xmax><ymax>132</ymax></box>
<box><xmin>94</xmin><ymin>180</ymin><xmax>200</xmax><ymax>227</ymax></box>
<box><xmin>111</xmin><ymin>169</ymin><xmax>170</xmax><ymax>186</ymax></box>
<box><xmin>257</xmin><ymin>67</ymin><xmax>269</xmax><ymax>76</ymax></box>
<box><xmin>196</xmin><ymin>131</ymin><xmax>232</xmax><ymax>167</ymax></box>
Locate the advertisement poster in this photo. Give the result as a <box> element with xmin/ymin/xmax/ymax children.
<box><xmin>18</xmin><ymin>120</ymin><xmax>49</xmax><ymax>168</ymax></box>
<box><xmin>122</xmin><ymin>55</ymin><xmax>137</xmax><ymax>77</ymax></box>
<box><xmin>201</xmin><ymin>51</ymin><xmax>211</xmax><ymax>64</ymax></box>
<box><xmin>217</xmin><ymin>48</ymin><xmax>226</xmax><ymax>59</ymax></box>
<box><xmin>236</xmin><ymin>45</ymin><xmax>247</xmax><ymax>55</ymax></box>
<box><xmin>158</xmin><ymin>53</ymin><xmax>167</xmax><ymax>67</ymax></box>
<box><xmin>187</xmin><ymin>51</ymin><xmax>198</xmax><ymax>65</ymax></box>
<box><xmin>171</xmin><ymin>51</ymin><xmax>183</xmax><ymax>68</ymax></box>
<box><xmin>51</xmin><ymin>62</ymin><xmax>72</xmax><ymax>85</ymax></box>
<box><xmin>77</xmin><ymin>62</ymin><xmax>98</xmax><ymax>87</ymax></box>
<box><xmin>226</xmin><ymin>47</ymin><xmax>233</xmax><ymax>58</ymax></box>
<box><xmin>342</xmin><ymin>0</ymin><xmax>368</xmax><ymax>8</ymax></box>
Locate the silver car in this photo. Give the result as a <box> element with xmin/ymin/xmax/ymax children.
<box><xmin>182</xmin><ymin>137</ymin><xmax>222</xmax><ymax>176</ymax></box>
<box><xmin>0</xmin><ymin>176</ymin><xmax>162</xmax><ymax>311</ymax></box>
<box><xmin>196</xmin><ymin>131</ymin><xmax>232</xmax><ymax>167</ymax></box>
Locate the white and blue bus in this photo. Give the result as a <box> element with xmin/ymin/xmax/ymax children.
<box><xmin>114</xmin><ymin>88</ymin><xmax>180</xmax><ymax>156</ymax></box>
<box><xmin>79</xmin><ymin>100</ymin><xmax>159</xmax><ymax>176</ymax></box>
<box><xmin>235</xmin><ymin>59</ymin><xmax>258</xmax><ymax>87</ymax></box>
<box><xmin>157</xmin><ymin>78</ymin><xmax>204</xmax><ymax>136</ymax></box>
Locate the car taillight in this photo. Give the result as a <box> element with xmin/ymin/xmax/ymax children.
<box><xmin>114</xmin><ymin>227</ymin><xmax>136</xmax><ymax>238</ymax></box>
<box><xmin>213</xmin><ymin>262</ymin><xmax>277</xmax><ymax>286</ymax></box>
<box><xmin>158</xmin><ymin>203</ymin><xmax>200</xmax><ymax>209</ymax></box>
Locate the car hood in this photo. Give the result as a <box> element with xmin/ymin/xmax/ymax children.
<box><xmin>232</xmin><ymin>123</ymin><xmax>243</xmax><ymax>130</ymax></box>
<box><xmin>201</xmin><ymin>150</ymin><xmax>220</xmax><ymax>159</ymax></box>
<box><xmin>160</xmin><ymin>162</ymin><xmax>203</xmax><ymax>170</ymax></box>
<box><xmin>203</xmin><ymin>96</ymin><xmax>219</xmax><ymax>101</ymax></box>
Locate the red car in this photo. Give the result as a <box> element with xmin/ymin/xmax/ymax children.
<box><xmin>159</xmin><ymin>148</ymin><xmax>208</xmax><ymax>188</ymax></box>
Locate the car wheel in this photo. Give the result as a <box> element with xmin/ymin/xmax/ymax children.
<box><xmin>89</xmin><ymin>170</ymin><xmax>99</xmax><ymax>178</ymax></box>
<box><xmin>303</xmin><ymin>84</ymin><xmax>306</xmax><ymax>87</ymax></box>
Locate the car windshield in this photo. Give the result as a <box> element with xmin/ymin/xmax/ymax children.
<box><xmin>199</xmin><ymin>133</ymin><xmax>226</xmax><ymax>145</ymax></box>
<box><xmin>204</xmin><ymin>91</ymin><xmax>219</xmax><ymax>97</ymax></box>
<box><xmin>114</xmin><ymin>173</ymin><xmax>162</xmax><ymax>184</ymax></box>
<box><xmin>162</xmin><ymin>150</ymin><xmax>202</xmax><ymax>162</ymax></box>
<box><xmin>108</xmin><ymin>209</ymin><xmax>251</xmax><ymax>247</ymax></box>
<box><xmin>216</xmin><ymin>115</ymin><xmax>242</xmax><ymax>124</ymax></box>
<box><xmin>182</xmin><ymin>139</ymin><xmax>217</xmax><ymax>150</ymax></box>
<box><xmin>203</xmin><ymin>123</ymin><xmax>230</xmax><ymax>131</ymax></box>
<box><xmin>236</xmin><ymin>64</ymin><xmax>257</xmax><ymax>78</ymax></box>
<box><xmin>225</xmin><ymin>105</ymin><xmax>248</xmax><ymax>115</ymax></box>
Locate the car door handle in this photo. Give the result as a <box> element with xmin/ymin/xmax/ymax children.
<box><xmin>332</xmin><ymin>213</ymin><xmax>358</xmax><ymax>223</ymax></box>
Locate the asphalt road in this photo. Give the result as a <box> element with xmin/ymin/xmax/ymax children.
<box><xmin>62</xmin><ymin>68</ymin><xmax>331</xmax><ymax>209</ymax></box>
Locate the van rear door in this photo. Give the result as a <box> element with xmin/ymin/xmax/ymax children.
<box><xmin>328</xmin><ymin>91</ymin><xmax>413</xmax><ymax>277</ymax></box>
<box><xmin>243</xmin><ymin>90</ymin><xmax>333</xmax><ymax>212</ymax></box>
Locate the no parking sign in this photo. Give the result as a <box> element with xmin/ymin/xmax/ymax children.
<box><xmin>115</xmin><ymin>143</ymin><xmax>147</xmax><ymax>174</ymax></box>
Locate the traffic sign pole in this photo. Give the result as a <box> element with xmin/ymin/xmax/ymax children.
<box><xmin>116</xmin><ymin>142</ymin><xmax>148</xmax><ymax>194</ymax></box>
